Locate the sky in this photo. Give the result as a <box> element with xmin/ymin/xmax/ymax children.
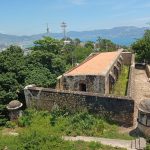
<box><xmin>0</xmin><ymin>0</ymin><xmax>150</xmax><ymax>35</ymax></box>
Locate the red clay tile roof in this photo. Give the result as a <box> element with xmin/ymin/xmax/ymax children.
<box><xmin>64</xmin><ymin>51</ymin><xmax>121</xmax><ymax>76</ymax></box>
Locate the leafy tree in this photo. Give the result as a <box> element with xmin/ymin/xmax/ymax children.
<box><xmin>0</xmin><ymin>104</ymin><xmax>7</xmax><ymax>125</ymax></box>
<box><xmin>132</xmin><ymin>29</ymin><xmax>150</xmax><ymax>63</ymax></box>
<box><xmin>30</xmin><ymin>37</ymin><xmax>66</xmax><ymax>72</ymax></box>
<box><xmin>26</xmin><ymin>51</ymin><xmax>65</xmax><ymax>75</ymax></box>
<box><xmin>73</xmin><ymin>38</ymin><xmax>81</xmax><ymax>46</ymax></box>
<box><xmin>73</xmin><ymin>46</ymin><xmax>93</xmax><ymax>63</ymax></box>
<box><xmin>32</xmin><ymin>36</ymin><xmax>63</xmax><ymax>54</ymax></box>
<box><xmin>62</xmin><ymin>44</ymin><xmax>75</xmax><ymax>65</ymax></box>
<box><xmin>25</xmin><ymin>67</ymin><xmax>56</xmax><ymax>87</ymax></box>
<box><xmin>62</xmin><ymin>43</ymin><xmax>75</xmax><ymax>53</ymax></box>
<box><xmin>97</xmin><ymin>38</ymin><xmax>116</xmax><ymax>52</ymax></box>
<box><xmin>0</xmin><ymin>45</ymin><xmax>25</xmax><ymax>74</ymax></box>
<box><xmin>0</xmin><ymin>46</ymin><xmax>25</xmax><ymax>105</ymax></box>
<box><xmin>84</xmin><ymin>41</ymin><xmax>94</xmax><ymax>49</ymax></box>
<box><xmin>0</xmin><ymin>72</ymin><xmax>20</xmax><ymax>103</ymax></box>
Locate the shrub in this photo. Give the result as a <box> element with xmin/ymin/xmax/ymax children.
<box><xmin>145</xmin><ymin>144</ymin><xmax>150</xmax><ymax>150</ymax></box>
<box><xmin>18</xmin><ymin>116</ymin><xmax>31</xmax><ymax>127</ymax></box>
<box><xmin>17</xmin><ymin>109</ymin><xmax>39</xmax><ymax>127</ymax></box>
<box><xmin>17</xmin><ymin>130</ymin><xmax>76</xmax><ymax>150</ymax></box>
<box><xmin>5</xmin><ymin>121</ymin><xmax>16</xmax><ymax>129</ymax></box>
<box><xmin>0</xmin><ymin>118</ymin><xmax>8</xmax><ymax>126</ymax></box>
<box><xmin>64</xmin><ymin>111</ymin><xmax>106</xmax><ymax>136</ymax></box>
<box><xmin>50</xmin><ymin>105</ymin><xmax>69</xmax><ymax>126</ymax></box>
<box><xmin>70</xmin><ymin>111</ymin><xmax>95</xmax><ymax>130</ymax></box>
<box><xmin>0</xmin><ymin>105</ymin><xmax>8</xmax><ymax>126</ymax></box>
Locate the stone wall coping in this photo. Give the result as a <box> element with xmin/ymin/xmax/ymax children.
<box><xmin>122</xmin><ymin>52</ymin><xmax>133</xmax><ymax>54</ymax></box>
<box><xmin>26</xmin><ymin>86</ymin><xmax>133</xmax><ymax>101</ymax></box>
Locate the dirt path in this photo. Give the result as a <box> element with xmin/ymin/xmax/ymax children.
<box><xmin>63</xmin><ymin>136</ymin><xmax>146</xmax><ymax>150</ymax></box>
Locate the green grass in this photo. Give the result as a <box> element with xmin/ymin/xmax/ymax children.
<box><xmin>145</xmin><ymin>144</ymin><xmax>150</xmax><ymax>150</ymax></box>
<box><xmin>0</xmin><ymin>109</ymin><xmax>132</xmax><ymax>150</ymax></box>
<box><xmin>112</xmin><ymin>65</ymin><xmax>130</xmax><ymax>96</ymax></box>
<box><xmin>0</xmin><ymin>134</ymin><xmax>126</xmax><ymax>150</ymax></box>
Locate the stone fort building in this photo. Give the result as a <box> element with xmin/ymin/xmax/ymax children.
<box><xmin>24</xmin><ymin>50</ymin><xmax>135</xmax><ymax>126</ymax></box>
<box><xmin>57</xmin><ymin>50</ymin><xmax>123</xmax><ymax>94</ymax></box>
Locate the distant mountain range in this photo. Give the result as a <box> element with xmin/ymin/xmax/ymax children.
<box><xmin>0</xmin><ymin>26</ymin><xmax>148</xmax><ymax>49</ymax></box>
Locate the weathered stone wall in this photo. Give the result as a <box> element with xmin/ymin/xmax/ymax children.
<box><xmin>146</xmin><ymin>65</ymin><xmax>150</xmax><ymax>78</ymax></box>
<box><xmin>104</xmin><ymin>55</ymin><xmax>123</xmax><ymax>94</ymax></box>
<box><xmin>126</xmin><ymin>54</ymin><xmax>135</xmax><ymax>98</ymax></box>
<box><xmin>24</xmin><ymin>86</ymin><xmax>134</xmax><ymax>127</ymax></box>
<box><xmin>126</xmin><ymin>66</ymin><xmax>134</xmax><ymax>98</ymax></box>
<box><xmin>61</xmin><ymin>75</ymin><xmax>105</xmax><ymax>94</ymax></box>
<box><xmin>121</xmin><ymin>52</ymin><xmax>132</xmax><ymax>65</ymax></box>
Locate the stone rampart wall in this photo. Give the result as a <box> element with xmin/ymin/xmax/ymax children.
<box><xmin>126</xmin><ymin>54</ymin><xmax>135</xmax><ymax>98</ymax></box>
<box><xmin>24</xmin><ymin>86</ymin><xmax>134</xmax><ymax>127</ymax></box>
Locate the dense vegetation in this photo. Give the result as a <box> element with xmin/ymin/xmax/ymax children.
<box><xmin>132</xmin><ymin>29</ymin><xmax>150</xmax><ymax>63</ymax></box>
<box><xmin>0</xmin><ymin>109</ymin><xmax>130</xmax><ymax>149</ymax></box>
<box><xmin>111</xmin><ymin>65</ymin><xmax>129</xmax><ymax>96</ymax></box>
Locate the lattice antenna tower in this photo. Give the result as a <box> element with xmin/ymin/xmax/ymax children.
<box><xmin>61</xmin><ymin>22</ymin><xmax>67</xmax><ymax>40</ymax></box>
<box><xmin>46</xmin><ymin>23</ymin><xmax>50</xmax><ymax>36</ymax></box>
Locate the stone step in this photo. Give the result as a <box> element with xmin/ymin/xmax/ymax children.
<box><xmin>131</xmin><ymin>138</ymin><xmax>146</xmax><ymax>150</ymax></box>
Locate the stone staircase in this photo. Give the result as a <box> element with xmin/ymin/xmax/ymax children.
<box><xmin>131</xmin><ymin>138</ymin><xmax>146</xmax><ymax>150</ymax></box>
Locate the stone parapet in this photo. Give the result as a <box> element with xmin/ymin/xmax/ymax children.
<box><xmin>126</xmin><ymin>54</ymin><xmax>135</xmax><ymax>98</ymax></box>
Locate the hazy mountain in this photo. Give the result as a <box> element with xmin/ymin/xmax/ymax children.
<box><xmin>0</xmin><ymin>26</ymin><xmax>148</xmax><ymax>49</ymax></box>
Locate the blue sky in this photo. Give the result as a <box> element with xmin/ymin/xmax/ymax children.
<box><xmin>0</xmin><ymin>0</ymin><xmax>150</xmax><ymax>35</ymax></box>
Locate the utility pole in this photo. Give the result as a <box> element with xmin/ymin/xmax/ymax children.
<box><xmin>61</xmin><ymin>22</ymin><xmax>67</xmax><ymax>40</ymax></box>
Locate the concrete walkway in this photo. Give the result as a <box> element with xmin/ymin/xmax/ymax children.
<box><xmin>63</xmin><ymin>136</ymin><xmax>146</xmax><ymax>150</ymax></box>
<box><xmin>133</xmin><ymin>68</ymin><xmax>150</xmax><ymax>105</ymax></box>
<box><xmin>132</xmin><ymin>68</ymin><xmax>150</xmax><ymax>126</ymax></box>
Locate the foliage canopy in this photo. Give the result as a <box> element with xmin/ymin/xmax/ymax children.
<box><xmin>132</xmin><ymin>29</ymin><xmax>150</xmax><ymax>63</ymax></box>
